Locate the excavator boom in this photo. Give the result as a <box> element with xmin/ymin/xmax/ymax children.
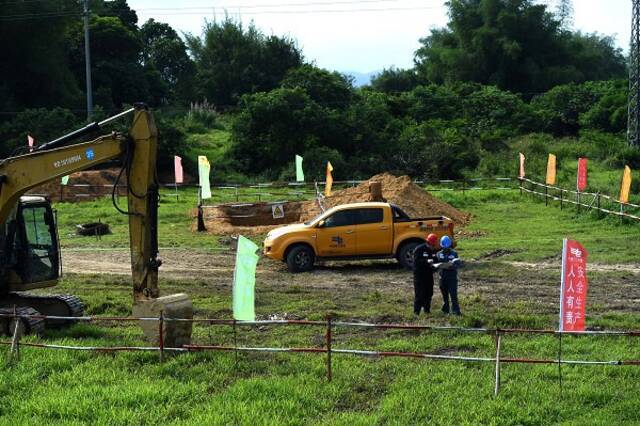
<box><xmin>0</xmin><ymin>105</ymin><xmax>192</xmax><ymax>346</ymax></box>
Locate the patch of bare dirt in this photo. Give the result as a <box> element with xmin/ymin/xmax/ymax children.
<box><xmin>198</xmin><ymin>173</ymin><xmax>470</xmax><ymax>235</ymax></box>
<box><xmin>61</xmin><ymin>250</ymin><xmax>640</xmax><ymax>314</ymax></box>
<box><xmin>31</xmin><ymin>168</ymin><xmax>125</xmax><ymax>202</ymax></box>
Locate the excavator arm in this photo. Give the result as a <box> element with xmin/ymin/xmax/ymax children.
<box><xmin>0</xmin><ymin>105</ymin><xmax>192</xmax><ymax>346</ymax></box>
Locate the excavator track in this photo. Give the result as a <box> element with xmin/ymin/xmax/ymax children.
<box><xmin>1</xmin><ymin>293</ymin><xmax>84</xmax><ymax>328</ymax></box>
<box><xmin>0</xmin><ymin>306</ymin><xmax>45</xmax><ymax>336</ymax></box>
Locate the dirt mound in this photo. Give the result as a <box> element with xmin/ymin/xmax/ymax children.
<box><xmin>301</xmin><ymin>173</ymin><xmax>470</xmax><ymax>225</ymax></box>
<box><xmin>30</xmin><ymin>169</ymin><xmax>126</xmax><ymax>202</ymax></box>
<box><xmin>198</xmin><ymin>173</ymin><xmax>469</xmax><ymax>235</ymax></box>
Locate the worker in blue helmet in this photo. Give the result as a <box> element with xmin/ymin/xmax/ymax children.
<box><xmin>436</xmin><ymin>235</ymin><xmax>463</xmax><ymax>315</ymax></box>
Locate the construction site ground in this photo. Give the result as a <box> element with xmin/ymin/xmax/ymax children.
<box><xmin>4</xmin><ymin>185</ymin><xmax>640</xmax><ymax>424</ymax></box>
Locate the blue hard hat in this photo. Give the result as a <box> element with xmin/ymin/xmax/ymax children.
<box><xmin>440</xmin><ymin>235</ymin><xmax>452</xmax><ymax>249</ymax></box>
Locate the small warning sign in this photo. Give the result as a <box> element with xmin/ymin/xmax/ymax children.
<box><xmin>272</xmin><ymin>204</ymin><xmax>285</xmax><ymax>219</ymax></box>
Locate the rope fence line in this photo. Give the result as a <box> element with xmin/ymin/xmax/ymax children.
<box><xmin>2</xmin><ymin>312</ymin><xmax>640</xmax><ymax>395</ymax></box>
<box><xmin>52</xmin><ymin>177</ymin><xmax>518</xmax><ymax>203</ymax></box>
<box><xmin>519</xmin><ymin>178</ymin><xmax>640</xmax><ymax>221</ymax></box>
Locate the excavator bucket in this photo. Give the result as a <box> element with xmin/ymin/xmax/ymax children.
<box><xmin>133</xmin><ymin>294</ymin><xmax>193</xmax><ymax>348</ymax></box>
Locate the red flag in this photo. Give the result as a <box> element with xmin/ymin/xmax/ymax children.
<box><xmin>577</xmin><ymin>158</ymin><xmax>588</xmax><ymax>192</ymax></box>
<box><xmin>559</xmin><ymin>239</ymin><xmax>588</xmax><ymax>332</ymax></box>
<box><xmin>518</xmin><ymin>153</ymin><xmax>525</xmax><ymax>179</ymax></box>
<box><xmin>27</xmin><ymin>134</ymin><xmax>35</xmax><ymax>152</ymax></box>
<box><xmin>174</xmin><ymin>155</ymin><xmax>183</xmax><ymax>184</ymax></box>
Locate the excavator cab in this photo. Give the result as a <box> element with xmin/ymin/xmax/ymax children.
<box><xmin>13</xmin><ymin>196</ymin><xmax>60</xmax><ymax>287</ymax></box>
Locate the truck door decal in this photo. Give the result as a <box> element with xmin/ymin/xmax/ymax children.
<box><xmin>330</xmin><ymin>236</ymin><xmax>345</xmax><ymax>248</ymax></box>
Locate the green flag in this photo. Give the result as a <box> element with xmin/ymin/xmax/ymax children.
<box><xmin>61</xmin><ymin>175</ymin><xmax>70</xmax><ymax>185</ymax></box>
<box><xmin>295</xmin><ymin>155</ymin><xmax>304</xmax><ymax>182</ymax></box>
<box><xmin>198</xmin><ymin>155</ymin><xmax>211</xmax><ymax>199</ymax></box>
<box><xmin>233</xmin><ymin>235</ymin><xmax>260</xmax><ymax>321</ymax></box>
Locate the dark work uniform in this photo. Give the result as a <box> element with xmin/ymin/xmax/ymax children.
<box><xmin>436</xmin><ymin>248</ymin><xmax>461</xmax><ymax>315</ymax></box>
<box><xmin>412</xmin><ymin>243</ymin><xmax>437</xmax><ymax>315</ymax></box>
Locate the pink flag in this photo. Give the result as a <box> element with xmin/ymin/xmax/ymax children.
<box><xmin>174</xmin><ymin>155</ymin><xmax>183</xmax><ymax>184</ymax></box>
<box><xmin>518</xmin><ymin>153</ymin><xmax>525</xmax><ymax>179</ymax></box>
<box><xmin>577</xmin><ymin>158</ymin><xmax>588</xmax><ymax>192</ymax></box>
<box><xmin>27</xmin><ymin>134</ymin><xmax>35</xmax><ymax>152</ymax></box>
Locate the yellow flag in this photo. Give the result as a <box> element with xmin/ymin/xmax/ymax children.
<box><xmin>325</xmin><ymin>161</ymin><xmax>334</xmax><ymax>197</ymax></box>
<box><xmin>545</xmin><ymin>154</ymin><xmax>556</xmax><ymax>185</ymax></box>
<box><xmin>620</xmin><ymin>165</ymin><xmax>632</xmax><ymax>203</ymax></box>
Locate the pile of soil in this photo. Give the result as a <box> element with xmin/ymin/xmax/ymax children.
<box><xmin>198</xmin><ymin>173</ymin><xmax>469</xmax><ymax>235</ymax></box>
<box><xmin>301</xmin><ymin>173</ymin><xmax>470</xmax><ymax>225</ymax></box>
<box><xmin>30</xmin><ymin>169</ymin><xmax>126</xmax><ymax>202</ymax></box>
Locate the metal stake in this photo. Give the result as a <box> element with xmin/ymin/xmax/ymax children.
<box><xmin>326</xmin><ymin>314</ymin><xmax>333</xmax><ymax>382</ymax></box>
<box><xmin>158</xmin><ymin>310</ymin><xmax>165</xmax><ymax>363</ymax></box>
<box><xmin>494</xmin><ymin>332</ymin><xmax>502</xmax><ymax>397</ymax></box>
<box><xmin>545</xmin><ymin>186</ymin><xmax>548</xmax><ymax>206</ymax></box>
<box><xmin>9</xmin><ymin>306</ymin><xmax>20</xmax><ymax>363</ymax></box>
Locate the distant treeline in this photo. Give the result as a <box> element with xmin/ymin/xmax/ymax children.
<box><xmin>0</xmin><ymin>0</ymin><xmax>632</xmax><ymax>180</ymax></box>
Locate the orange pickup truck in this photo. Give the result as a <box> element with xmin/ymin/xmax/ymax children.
<box><xmin>263</xmin><ymin>202</ymin><xmax>455</xmax><ymax>272</ymax></box>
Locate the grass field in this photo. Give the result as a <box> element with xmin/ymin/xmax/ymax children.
<box><xmin>3</xmin><ymin>184</ymin><xmax>640</xmax><ymax>424</ymax></box>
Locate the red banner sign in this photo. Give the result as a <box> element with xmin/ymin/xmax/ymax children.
<box><xmin>559</xmin><ymin>239</ymin><xmax>588</xmax><ymax>332</ymax></box>
<box><xmin>577</xmin><ymin>158</ymin><xmax>588</xmax><ymax>192</ymax></box>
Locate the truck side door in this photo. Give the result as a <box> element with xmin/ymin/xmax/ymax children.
<box><xmin>354</xmin><ymin>207</ymin><xmax>393</xmax><ymax>255</ymax></box>
<box><xmin>315</xmin><ymin>209</ymin><xmax>357</xmax><ymax>257</ymax></box>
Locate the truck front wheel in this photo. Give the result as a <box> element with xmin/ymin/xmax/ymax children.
<box><xmin>286</xmin><ymin>245</ymin><xmax>315</xmax><ymax>273</ymax></box>
<box><xmin>397</xmin><ymin>241</ymin><xmax>420</xmax><ymax>270</ymax></box>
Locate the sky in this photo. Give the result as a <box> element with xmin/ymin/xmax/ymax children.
<box><xmin>127</xmin><ymin>0</ymin><xmax>632</xmax><ymax>74</ymax></box>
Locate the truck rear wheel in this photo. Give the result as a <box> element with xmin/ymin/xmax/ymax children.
<box><xmin>286</xmin><ymin>245</ymin><xmax>315</xmax><ymax>273</ymax></box>
<box><xmin>397</xmin><ymin>241</ymin><xmax>420</xmax><ymax>270</ymax></box>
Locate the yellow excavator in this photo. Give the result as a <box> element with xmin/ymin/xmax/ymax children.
<box><xmin>0</xmin><ymin>104</ymin><xmax>192</xmax><ymax>347</ymax></box>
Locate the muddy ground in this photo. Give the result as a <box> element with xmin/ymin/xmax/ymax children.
<box><xmin>62</xmin><ymin>249</ymin><xmax>640</xmax><ymax>316</ymax></box>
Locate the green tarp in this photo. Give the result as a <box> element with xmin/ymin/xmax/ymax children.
<box><xmin>233</xmin><ymin>235</ymin><xmax>260</xmax><ymax>321</ymax></box>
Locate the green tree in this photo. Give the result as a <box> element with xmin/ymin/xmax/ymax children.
<box><xmin>140</xmin><ymin>19</ymin><xmax>196</xmax><ymax>103</ymax></box>
<box><xmin>281</xmin><ymin>65</ymin><xmax>353</xmax><ymax>108</ymax></box>
<box><xmin>370</xmin><ymin>68</ymin><xmax>419</xmax><ymax>93</ymax></box>
<box><xmin>0</xmin><ymin>0</ymin><xmax>81</xmax><ymax>113</ymax></box>
<box><xmin>186</xmin><ymin>18</ymin><xmax>303</xmax><ymax>107</ymax></box>
<box><xmin>67</xmin><ymin>16</ymin><xmax>161</xmax><ymax>110</ymax></box>
<box><xmin>415</xmin><ymin>0</ymin><xmax>625</xmax><ymax>94</ymax></box>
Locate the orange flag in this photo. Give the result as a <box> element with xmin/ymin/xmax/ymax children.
<box><xmin>325</xmin><ymin>161</ymin><xmax>334</xmax><ymax>197</ymax></box>
<box><xmin>546</xmin><ymin>154</ymin><xmax>557</xmax><ymax>185</ymax></box>
<box><xmin>619</xmin><ymin>166</ymin><xmax>632</xmax><ymax>203</ymax></box>
<box><xmin>518</xmin><ymin>153</ymin><xmax>525</xmax><ymax>179</ymax></box>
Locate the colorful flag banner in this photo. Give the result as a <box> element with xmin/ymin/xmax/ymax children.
<box><xmin>174</xmin><ymin>155</ymin><xmax>183</xmax><ymax>184</ymax></box>
<box><xmin>233</xmin><ymin>235</ymin><xmax>260</xmax><ymax>321</ymax></box>
<box><xmin>295</xmin><ymin>155</ymin><xmax>304</xmax><ymax>182</ymax></box>
<box><xmin>545</xmin><ymin>154</ymin><xmax>557</xmax><ymax>185</ymax></box>
<box><xmin>325</xmin><ymin>161</ymin><xmax>334</xmax><ymax>196</ymax></box>
<box><xmin>518</xmin><ymin>153</ymin><xmax>525</xmax><ymax>179</ymax></box>
<box><xmin>27</xmin><ymin>134</ymin><xmax>34</xmax><ymax>152</ymax></box>
<box><xmin>198</xmin><ymin>155</ymin><xmax>211</xmax><ymax>199</ymax></box>
<box><xmin>559</xmin><ymin>239</ymin><xmax>588</xmax><ymax>332</ymax></box>
<box><xmin>577</xmin><ymin>158</ymin><xmax>588</xmax><ymax>192</ymax></box>
<box><xmin>61</xmin><ymin>175</ymin><xmax>70</xmax><ymax>185</ymax></box>
<box><xmin>619</xmin><ymin>165</ymin><xmax>632</xmax><ymax>203</ymax></box>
